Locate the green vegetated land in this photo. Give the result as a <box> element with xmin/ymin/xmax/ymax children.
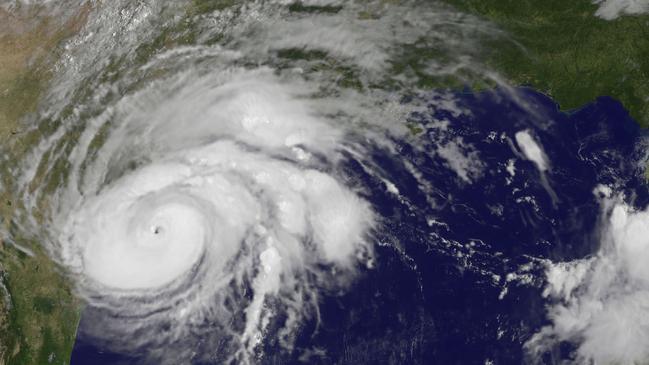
<box><xmin>0</xmin><ymin>5</ymin><xmax>89</xmax><ymax>365</ymax></box>
<box><xmin>440</xmin><ymin>0</ymin><xmax>649</xmax><ymax>126</ymax></box>
<box><xmin>0</xmin><ymin>245</ymin><xmax>80</xmax><ymax>365</ymax></box>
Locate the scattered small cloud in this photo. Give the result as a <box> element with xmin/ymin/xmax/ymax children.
<box><xmin>437</xmin><ymin>138</ymin><xmax>484</xmax><ymax>183</ymax></box>
<box><xmin>593</xmin><ymin>0</ymin><xmax>649</xmax><ymax>20</ymax></box>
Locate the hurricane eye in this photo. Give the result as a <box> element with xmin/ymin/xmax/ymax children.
<box><xmin>151</xmin><ymin>225</ymin><xmax>163</xmax><ymax>235</ymax></box>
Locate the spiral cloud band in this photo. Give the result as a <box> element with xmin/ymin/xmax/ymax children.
<box><xmin>62</xmin><ymin>73</ymin><xmax>372</xmax><ymax>291</ymax></box>
<box><xmin>45</xmin><ymin>70</ymin><xmax>375</xmax><ymax>361</ymax></box>
<box><xmin>8</xmin><ymin>0</ymin><xmax>499</xmax><ymax>363</ymax></box>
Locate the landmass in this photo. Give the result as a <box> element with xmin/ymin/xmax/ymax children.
<box><xmin>439</xmin><ymin>0</ymin><xmax>649</xmax><ymax>126</ymax></box>
<box><xmin>0</xmin><ymin>5</ymin><xmax>88</xmax><ymax>364</ymax></box>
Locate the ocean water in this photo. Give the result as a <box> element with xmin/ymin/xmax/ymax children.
<box><xmin>70</xmin><ymin>88</ymin><xmax>648</xmax><ymax>364</ymax></box>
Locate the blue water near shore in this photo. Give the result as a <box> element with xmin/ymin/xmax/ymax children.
<box><xmin>70</xmin><ymin>87</ymin><xmax>648</xmax><ymax>364</ymax></box>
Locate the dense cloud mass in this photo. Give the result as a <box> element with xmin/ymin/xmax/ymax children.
<box><xmin>527</xmin><ymin>186</ymin><xmax>649</xmax><ymax>364</ymax></box>
<box><xmin>9</xmin><ymin>1</ymin><xmax>498</xmax><ymax>363</ymax></box>
<box><xmin>57</xmin><ymin>69</ymin><xmax>377</xmax><ymax>363</ymax></box>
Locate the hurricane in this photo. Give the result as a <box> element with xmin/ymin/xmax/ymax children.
<box><xmin>52</xmin><ymin>69</ymin><xmax>378</xmax><ymax>364</ymax></box>
<box><xmin>6</xmin><ymin>1</ymin><xmax>500</xmax><ymax>363</ymax></box>
<box><xmin>6</xmin><ymin>0</ymin><xmax>649</xmax><ymax>364</ymax></box>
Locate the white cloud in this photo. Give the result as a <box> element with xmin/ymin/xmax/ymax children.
<box><xmin>593</xmin><ymin>0</ymin><xmax>649</xmax><ymax>20</ymax></box>
<box><xmin>437</xmin><ymin>138</ymin><xmax>484</xmax><ymax>183</ymax></box>
<box><xmin>515</xmin><ymin>130</ymin><xmax>549</xmax><ymax>172</ymax></box>
<box><xmin>527</xmin><ymin>188</ymin><xmax>649</xmax><ymax>363</ymax></box>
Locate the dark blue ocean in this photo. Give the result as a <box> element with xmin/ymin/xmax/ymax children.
<box><xmin>70</xmin><ymin>88</ymin><xmax>648</xmax><ymax>364</ymax></box>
